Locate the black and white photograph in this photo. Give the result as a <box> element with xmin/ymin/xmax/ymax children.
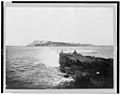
<box><xmin>2</xmin><ymin>1</ymin><xmax>119</xmax><ymax>93</ymax></box>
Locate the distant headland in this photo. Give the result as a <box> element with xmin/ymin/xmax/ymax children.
<box><xmin>27</xmin><ymin>40</ymin><xmax>95</xmax><ymax>47</ymax></box>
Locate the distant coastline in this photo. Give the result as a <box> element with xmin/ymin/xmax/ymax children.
<box><xmin>27</xmin><ymin>40</ymin><xmax>95</xmax><ymax>47</ymax></box>
<box><xmin>6</xmin><ymin>41</ymin><xmax>113</xmax><ymax>47</ymax></box>
<box><xmin>26</xmin><ymin>40</ymin><xmax>113</xmax><ymax>47</ymax></box>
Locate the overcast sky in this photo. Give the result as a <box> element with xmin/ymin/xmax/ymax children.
<box><xmin>6</xmin><ymin>6</ymin><xmax>114</xmax><ymax>45</ymax></box>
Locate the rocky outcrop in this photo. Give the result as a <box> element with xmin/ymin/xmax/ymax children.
<box><xmin>59</xmin><ymin>51</ymin><xmax>113</xmax><ymax>88</ymax></box>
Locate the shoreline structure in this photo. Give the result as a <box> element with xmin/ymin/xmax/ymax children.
<box><xmin>58</xmin><ymin>50</ymin><xmax>113</xmax><ymax>88</ymax></box>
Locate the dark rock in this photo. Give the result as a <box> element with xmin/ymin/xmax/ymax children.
<box><xmin>63</xmin><ymin>75</ymin><xmax>70</xmax><ymax>78</ymax></box>
<box><xmin>59</xmin><ymin>52</ymin><xmax>113</xmax><ymax>88</ymax></box>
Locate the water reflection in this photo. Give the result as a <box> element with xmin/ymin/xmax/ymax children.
<box><xmin>39</xmin><ymin>47</ymin><xmax>59</xmax><ymax>67</ymax></box>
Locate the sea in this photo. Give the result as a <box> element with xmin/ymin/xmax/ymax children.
<box><xmin>6</xmin><ymin>46</ymin><xmax>113</xmax><ymax>89</ymax></box>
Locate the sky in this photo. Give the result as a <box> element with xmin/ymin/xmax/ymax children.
<box><xmin>6</xmin><ymin>5</ymin><xmax>114</xmax><ymax>45</ymax></box>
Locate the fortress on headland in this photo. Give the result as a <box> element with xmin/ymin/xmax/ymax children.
<box><xmin>27</xmin><ymin>40</ymin><xmax>94</xmax><ymax>47</ymax></box>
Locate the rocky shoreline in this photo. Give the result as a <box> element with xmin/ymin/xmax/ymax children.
<box><xmin>58</xmin><ymin>50</ymin><xmax>113</xmax><ymax>88</ymax></box>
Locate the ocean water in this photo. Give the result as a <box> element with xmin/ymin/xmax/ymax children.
<box><xmin>6</xmin><ymin>46</ymin><xmax>113</xmax><ymax>89</ymax></box>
